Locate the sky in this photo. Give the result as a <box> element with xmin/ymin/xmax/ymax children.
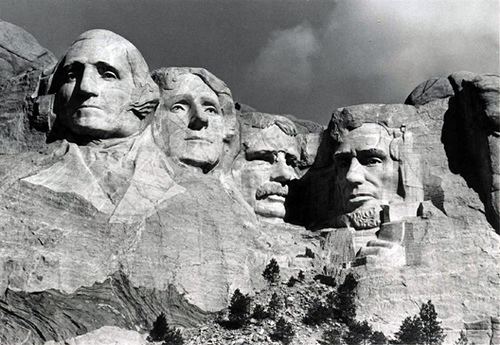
<box><xmin>0</xmin><ymin>0</ymin><xmax>498</xmax><ymax>125</ymax></box>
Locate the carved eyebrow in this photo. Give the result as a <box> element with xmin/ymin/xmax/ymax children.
<box><xmin>357</xmin><ymin>148</ymin><xmax>387</xmax><ymax>157</ymax></box>
<box><xmin>62</xmin><ymin>61</ymin><xmax>83</xmax><ymax>71</ymax></box>
<box><xmin>95</xmin><ymin>62</ymin><xmax>120</xmax><ymax>78</ymax></box>
<box><xmin>333</xmin><ymin>151</ymin><xmax>353</xmax><ymax>160</ymax></box>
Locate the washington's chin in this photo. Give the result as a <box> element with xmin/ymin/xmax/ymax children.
<box><xmin>254</xmin><ymin>197</ymin><xmax>286</xmax><ymax>221</ymax></box>
<box><xmin>66</xmin><ymin>110</ymin><xmax>139</xmax><ymax>138</ymax></box>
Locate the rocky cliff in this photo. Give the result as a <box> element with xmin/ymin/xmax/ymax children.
<box><xmin>0</xmin><ymin>20</ymin><xmax>498</xmax><ymax>345</ymax></box>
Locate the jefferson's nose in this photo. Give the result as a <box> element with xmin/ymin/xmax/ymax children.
<box><xmin>188</xmin><ymin>104</ymin><xmax>208</xmax><ymax>130</ymax></box>
<box><xmin>78</xmin><ymin>68</ymin><xmax>99</xmax><ymax>97</ymax></box>
<box><xmin>345</xmin><ymin>157</ymin><xmax>365</xmax><ymax>184</ymax></box>
<box><xmin>270</xmin><ymin>152</ymin><xmax>297</xmax><ymax>183</ymax></box>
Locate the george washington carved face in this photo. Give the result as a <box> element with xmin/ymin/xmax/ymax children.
<box><xmin>52</xmin><ymin>29</ymin><xmax>158</xmax><ymax>140</ymax></box>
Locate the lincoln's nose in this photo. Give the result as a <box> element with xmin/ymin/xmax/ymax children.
<box><xmin>345</xmin><ymin>157</ymin><xmax>365</xmax><ymax>185</ymax></box>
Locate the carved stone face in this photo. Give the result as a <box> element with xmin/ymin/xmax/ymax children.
<box><xmin>160</xmin><ymin>74</ymin><xmax>224</xmax><ymax>171</ymax></box>
<box><xmin>56</xmin><ymin>37</ymin><xmax>139</xmax><ymax>139</ymax></box>
<box><xmin>233</xmin><ymin>124</ymin><xmax>300</xmax><ymax>221</ymax></box>
<box><xmin>333</xmin><ymin>123</ymin><xmax>399</xmax><ymax>214</ymax></box>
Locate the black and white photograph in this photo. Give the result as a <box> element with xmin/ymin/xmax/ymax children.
<box><xmin>0</xmin><ymin>1</ymin><xmax>498</xmax><ymax>344</ymax></box>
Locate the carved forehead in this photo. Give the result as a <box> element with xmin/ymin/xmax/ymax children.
<box><xmin>164</xmin><ymin>74</ymin><xmax>219</xmax><ymax>102</ymax></box>
<box><xmin>152</xmin><ymin>67</ymin><xmax>235</xmax><ymax>116</ymax></box>
<box><xmin>52</xmin><ymin>29</ymin><xmax>152</xmax><ymax>90</ymax></box>
<box><xmin>334</xmin><ymin>123</ymin><xmax>392</xmax><ymax>154</ymax></box>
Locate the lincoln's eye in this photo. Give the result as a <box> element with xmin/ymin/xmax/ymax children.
<box><xmin>361</xmin><ymin>156</ymin><xmax>383</xmax><ymax>167</ymax></box>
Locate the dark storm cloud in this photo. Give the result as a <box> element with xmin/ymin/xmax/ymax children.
<box><xmin>0</xmin><ymin>0</ymin><xmax>498</xmax><ymax>125</ymax></box>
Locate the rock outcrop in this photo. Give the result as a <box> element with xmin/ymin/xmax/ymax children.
<box><xmin>0</xmin><ymin>21</ymin><xmax>498</xmax><ymax>345</ymax></box>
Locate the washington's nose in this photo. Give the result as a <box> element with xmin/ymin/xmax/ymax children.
<box><xmin>78</xmin><ymin>68</ymin><xmax>99</xmax><ymax>97</ymax></box>
<box><xmin>188</xmin><ymin>104</ymin><xmax>209</xmax><ymax>130</ymax></box>
<box><xmin>270</xmin><ymin>152</ymin><xmax>297</xmax><ymax>184</ymax></box>
<box><xmin>345</xmin><ymin>157</ymin><xmax>365</xmax><ymax>184</ymax></box>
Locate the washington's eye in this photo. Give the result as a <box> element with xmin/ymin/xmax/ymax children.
<box><xmin>66</xmin><ymin>71</ymin><xmax>77</xmax><ymax>81</ymax></box>
<box><xmin>102</xmin><ymin>70</ymin><xmax>118</xmax><ymax>79</ymax></box>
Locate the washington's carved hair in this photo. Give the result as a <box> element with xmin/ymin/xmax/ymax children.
<box><xmin>48</xmin><ymin>29</ymin><xmax>159</xmax><ymax>119</ymax></box>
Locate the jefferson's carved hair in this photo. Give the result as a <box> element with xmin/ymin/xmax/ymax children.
<box><xmin>151</xmin><ymin>67</ymin><xmax>235</xmax><ymax>117</ymax></box>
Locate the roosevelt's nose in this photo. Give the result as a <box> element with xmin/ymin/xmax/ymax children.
<box><xmin>78</xmin><ymin>68</ymin><xmax>99</xmax><ymax>97</ymax></box>
<box><xmin>188</xmin><ymin>104</ymin><xmax>209</xmax><ymax>130</ymax></box>
<box><xmin>270</xmin><ymin>152</ymin><xmax>297</xmax><ymax>184</ymax></box>
<box><xmin>345</xmin><ymin>157</ymin><xmax>365</xmax><ymax>185</ymax></box>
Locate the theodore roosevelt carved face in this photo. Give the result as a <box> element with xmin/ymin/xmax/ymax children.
<box><xmin>232</xmin><ymin>113</ymin><xmax>301</xmax><ymax>222</ymax></box>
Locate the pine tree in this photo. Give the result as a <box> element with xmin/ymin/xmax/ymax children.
<box><xmin>303</xmin><ymin>297</ymin><xmax>331</xmax><ymax>325</ymax></box>
<box><xmin>268</xmin><ymin>292</ymin><xmax>282</xmax><ymax>319</ymax></box>
<box><xmin>454</xmin><ymin>331</ymin><xmax>469</xmax><ymax>345</ymax></box>
<box><xmin>148</xmin><ymin>313</ymin><xmax>184</xmax><ymax>345</ymax></box>
<box><xmin>263</xmin><ymin>258</ymin><xmax>281</xmax><ymax>284</ymax></box>
<box><xmin>298</xmin><ymin>270</ymin><xmax>305</xmax><ymax>281</ymax></box>
<box><xmin>344</xmin><ymin>320</ymin><xmax>372</xmax><ymax>345</ymax></box>
<box><xmin>331</xmin><ymin>273</ymin><xmax>358</xmax><ymax>325</ymax></box>
<box><xmin>420</xmin><ymin>300</ymin><xmax>445</xmax><ymax>345</ymax></box>
<box><xmin>271</xmin><ymin>317</ymin><xmax>295</xmax><ymax>344</ymax></box>
<box><xmin>370</xmin><ymin>331</ymin><xmax>387</xmax><ymax>345</ymax></box>
<box><xmin>394</xmin><ymin>315</ymin><xmax>424</xmax><ymax>345</ymax></box>
<box><xmin>162</xmin><ymin>328</ymin><xmax>184</xmax><ymax>345</ymax></box>
<box><xmin>148</xmin><ymin>312</ymin><xmax>169</xmax><ymax>342</ymax></box>
<box><xmin>319</xmin><ymin>326</ymin><xmax>343</xmax><ymax>345</ymax></box>
<box><xmin>287</xmin><ymin>276</ymin><xmax>298</xmax><ymax>287</ymax></box>
<box><xmin>252</xmin><ymin>303</ymin><xmax>269</xmax><ymax>320</ymax></box>
<box><xmin>227</xmin><ymin>289</ymin><xmax>252</xmax><ymax>328</ymax></box>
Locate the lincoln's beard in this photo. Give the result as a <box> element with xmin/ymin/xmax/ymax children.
<box><xmin>334</xmin><ymin>204</ymin><xmax>382</xmax><ymax>230</ymax></box>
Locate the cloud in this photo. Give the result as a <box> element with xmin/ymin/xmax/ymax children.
<box><xmin>244</xmin><ymin>0</ymin><xmax>498</xmax><ymax>122</ymax></box>
<box><xmin>248</xmin><ymin>23</ymin><xmax>320</xmax><ymax>94</ymax></box>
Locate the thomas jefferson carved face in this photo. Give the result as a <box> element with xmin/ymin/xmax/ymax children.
<box><xmin>53</xmin><ymin>30</ymin><xmax>157</xmax><ymax>140</ymax></box>
<box><xmin>159</xmin><ymin>74</ymin><xmax>225</xmax><ymax>171</ymax></box>
<box><xmin>233</xmin><ymin>117</ymin><xmax>300</xmax><ymax>221</ymax></box>
<box><xmin>333</xmin><ymin>123</ymin><xmax>400</xmax><ymax>215</ymax></box>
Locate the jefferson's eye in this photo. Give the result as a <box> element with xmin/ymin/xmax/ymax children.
<box><xmin>170</xmin><ymin>103</ymin><xmax>187</xmax><ymax>112</ymax></box>
<box><xmin>205</xmin><ymin>106</ymin><xmax>218</xmax><ymax>114</ymax></box>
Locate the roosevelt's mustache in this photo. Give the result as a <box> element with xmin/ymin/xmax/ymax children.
<box><xmin>255</xmin><ymin>182</ymin><xmax>288</xmax><ymax>199</ymax></box>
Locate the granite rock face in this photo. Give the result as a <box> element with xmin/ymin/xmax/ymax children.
<box><xmin>0</xmin><ymin>22</ymin><xmax>498</xmax><ymax>345</ymax></box>
<box><xmin>0</xmin><ymin>21</ymin><xmax>56</xmax><ymax>86</ymax></box>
